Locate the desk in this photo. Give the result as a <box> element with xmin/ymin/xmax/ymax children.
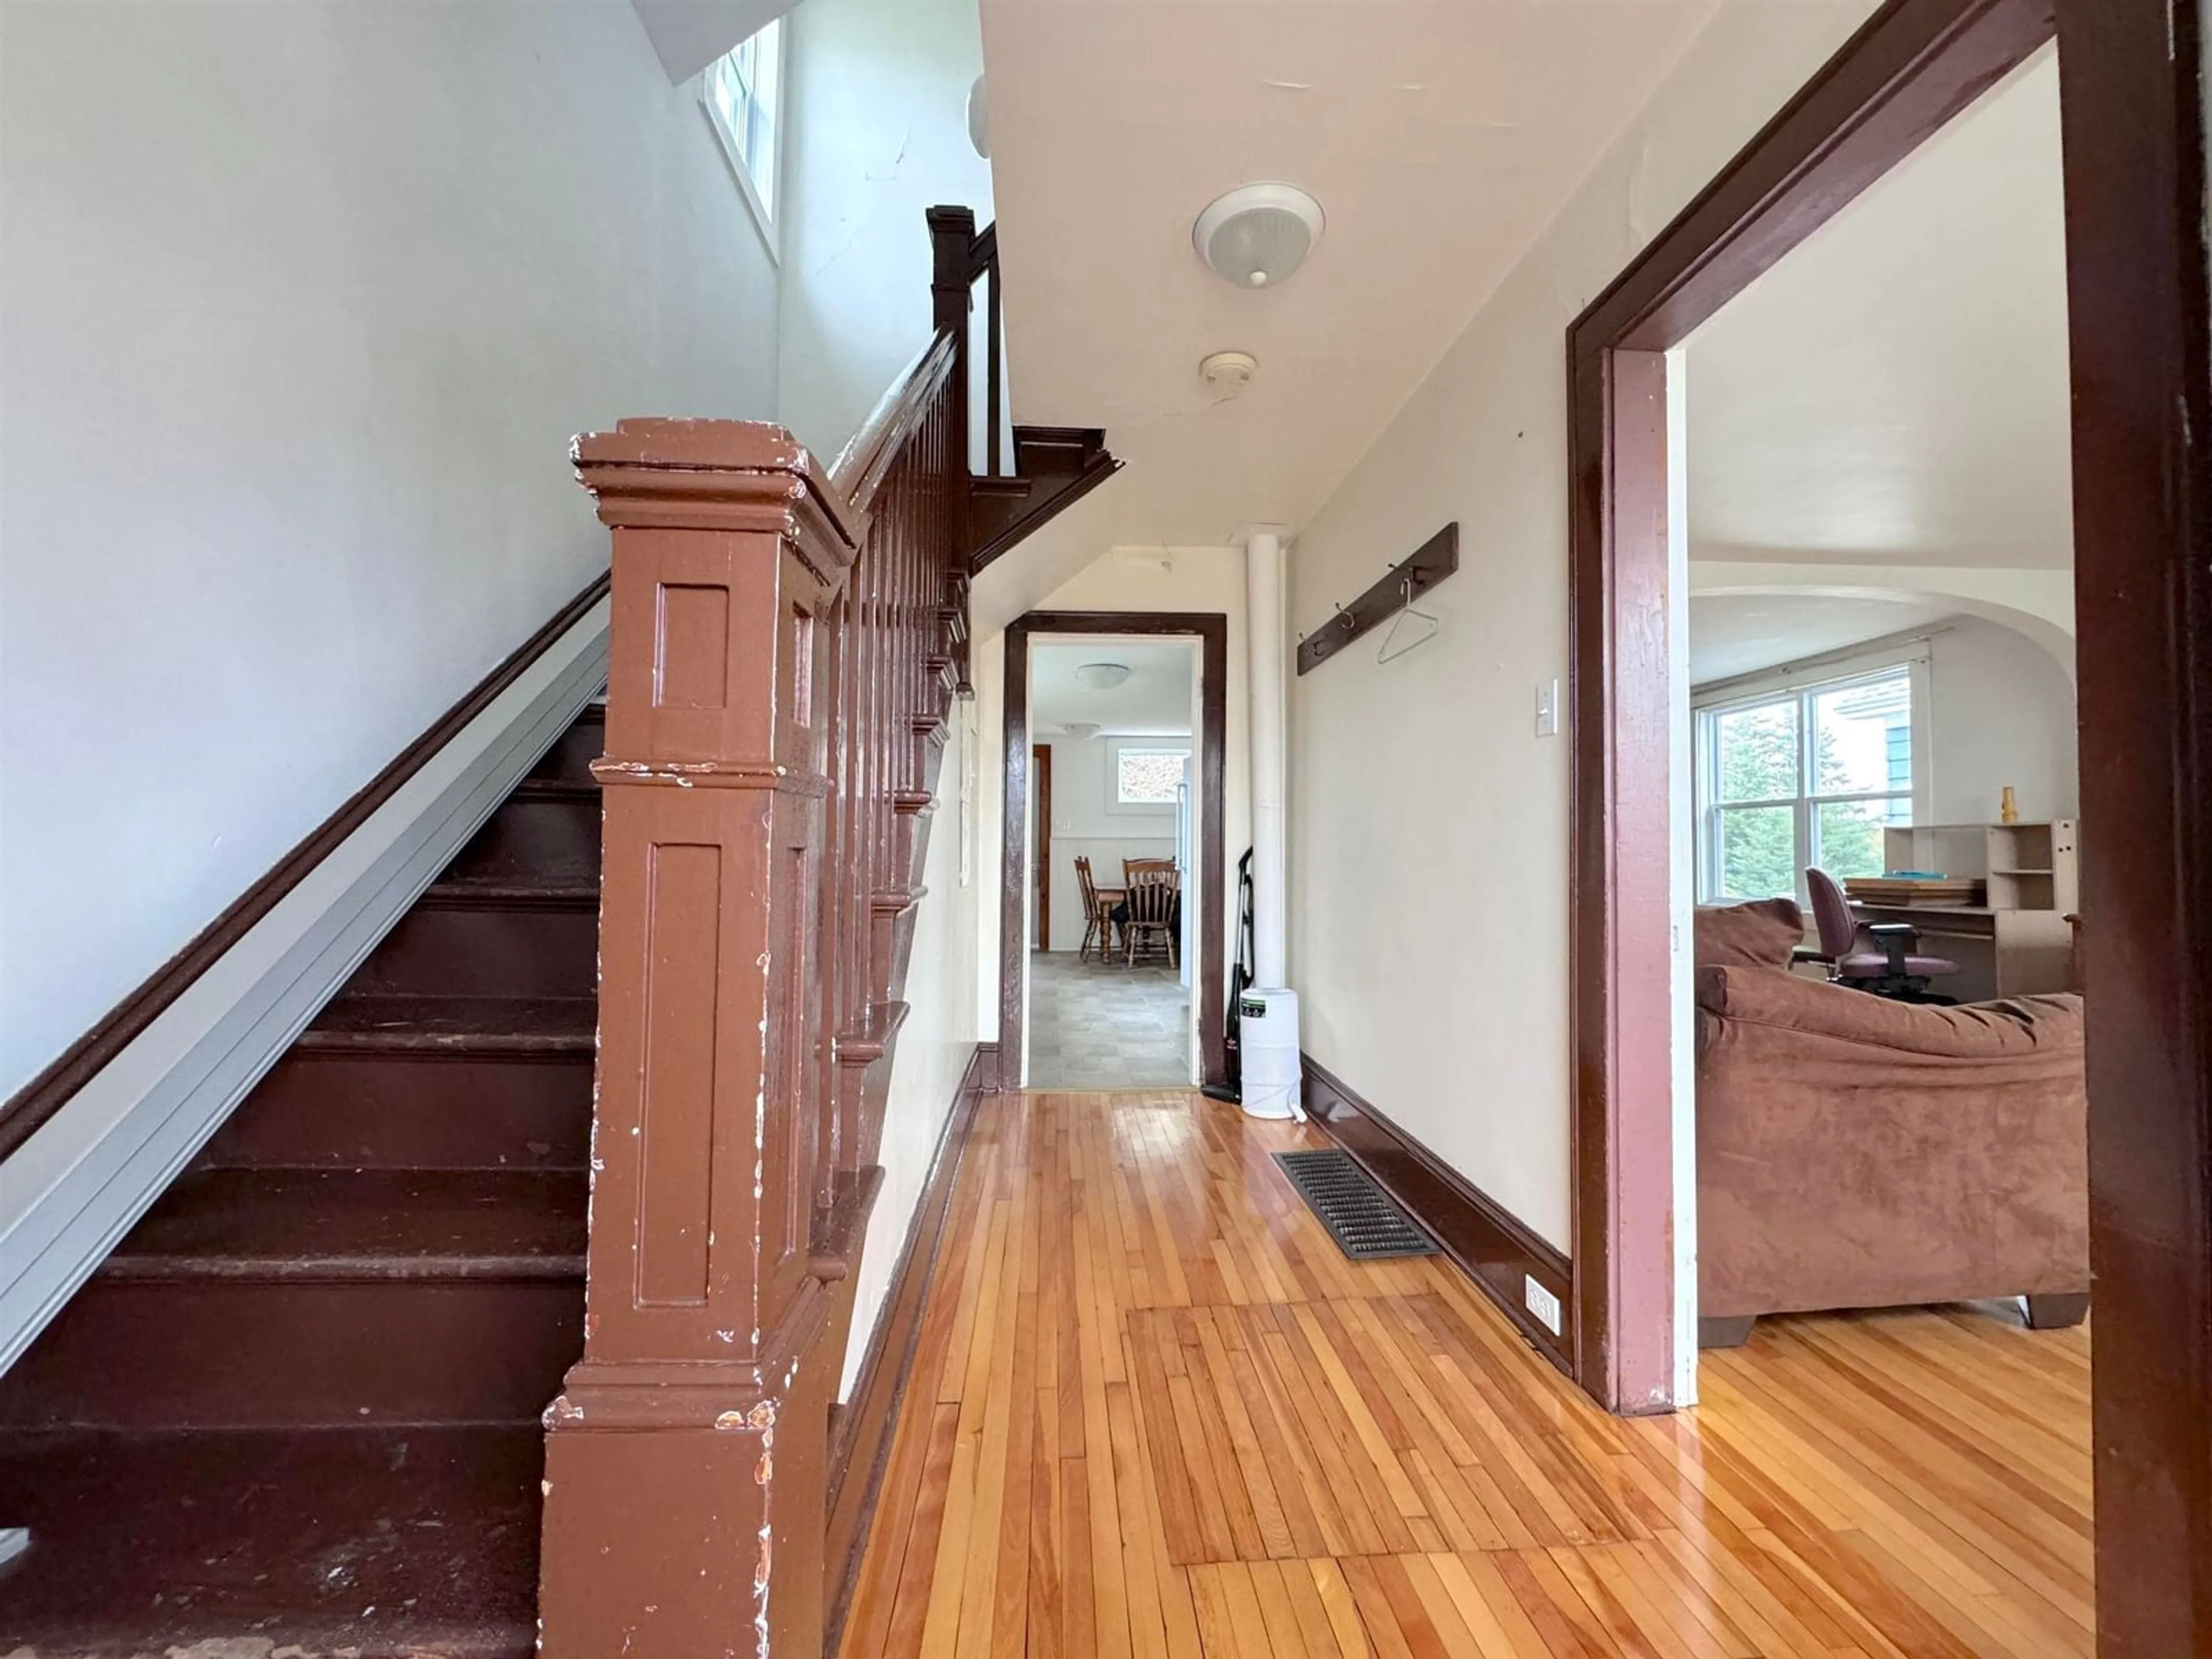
<box><xmin>1849</xmin><ymin>903</ymin><xmax>2076</xmax><ymax>1001</ymax></box>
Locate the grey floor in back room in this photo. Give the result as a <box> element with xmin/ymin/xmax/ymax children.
<box><xmin>1027</xmin><ymin>950</ymin><xmax>1191</xmax><ymax>1089</ymax></box>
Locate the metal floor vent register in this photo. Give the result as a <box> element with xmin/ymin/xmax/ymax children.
<box><xmin>1274</xmin><ymin>1150</ymin><xmax>1440</xmax><ymax>1260</ymax></box>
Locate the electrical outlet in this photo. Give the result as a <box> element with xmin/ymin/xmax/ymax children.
<box><xmin>1524</xmin><ymin>1275</ymin><xmax>1563</xmax><ymax>1335</ymax></box>
<box><xmin>1535</xmin><ymin>678</ymin><xmax>1560</xmax><ymax>737</ymax></box>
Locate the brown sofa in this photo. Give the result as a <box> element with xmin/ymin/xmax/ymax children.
<box><xmin>1694</xmin><ymin>900</ymin><xmax>2089</xmax><ymax>1346</ymax></box>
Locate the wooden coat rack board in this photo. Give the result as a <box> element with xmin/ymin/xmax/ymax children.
<box><xmin>1296</xmin><ymin>522</ymin><xmax>1460</xmax><ymax>675</ymax></box>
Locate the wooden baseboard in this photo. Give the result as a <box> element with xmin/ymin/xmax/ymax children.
<box><xmin>823</xmin><ymin>1040</ymin><xmax>995</xmax><ymax>1653</ymax></box>
<box><xmin>1301</xmin><ymin>1053</ymin><xmax>1575</xmax><ymax>1377</ymax></box>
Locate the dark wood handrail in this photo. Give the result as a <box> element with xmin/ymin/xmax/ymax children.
<box><xmin>830</xmin><ymin>327</ymin><xmax>958</xmax><ymax>513</ymax></box>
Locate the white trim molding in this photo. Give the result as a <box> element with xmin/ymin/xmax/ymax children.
<box><xmin>0</xmin><ymin>599</ymin><xmax>610</xmax><ymax>1377</ymax></box>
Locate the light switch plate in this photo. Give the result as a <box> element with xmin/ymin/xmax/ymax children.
<box><xmin>1524</xmin><ymin>1275</ymin><xmax>1563</xmax><ymax>1334</ymax></box>
<box><xmin>1535</xmin><ymin>678</ymin><xmax>1560</xmax><ymax>737</ymax></box>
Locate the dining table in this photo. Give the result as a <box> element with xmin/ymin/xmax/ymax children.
<box><xmin>1092</xmin><ymin>885</ymin><xmax>1126</xmax><ymax>951</ymax></box>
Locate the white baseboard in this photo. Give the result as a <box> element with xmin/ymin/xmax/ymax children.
<box><xmin>0</xmin><ymin>599</ymin><xmax>610</xmax><ymax>1377</ymax></box>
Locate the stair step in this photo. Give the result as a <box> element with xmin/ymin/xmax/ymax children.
<box><xmin>527</xmin><ymin>705</ymin><xmax>604</xmax><ymax>785</ymax></box>
<box><xmin>429</xmin><ymin>795</ymin><xmax>603</xmax><ymax>903</ymax></box>
<box><xmin>107</xmin><ymin>1168</ymin><xmax>588</xmax><ymax>1282</ymax></box>
<box><xmin>0</xmin><ymin>1425</ymin><xmax>543</xmax><ymax>1657</ymax></box>
<box><xmin>204</xmin><ymin>1052</ymin><xmax>592</xmax><ymax>1172</ymax></box>
<box><xmin>419</xmin><ymin>874</ymin><xmax>599</xmax><ymax>910</ymax></box>
<box><xmin>1010</xmin><ymin>424</ymin><xmax>1108</xmax><ymax>475</ymax></box>
<box><xmin>342</xmin><ymin>909</ymin><xmax>599</xmax><ymax>999</ymax></box>
<box><xmin>510</xmin><ymin>775</ymin><xmax>600</xmax><ymax>802</ymax></box>
<box><xmin>969</xmin><ymin>437</ymin><xmax>1123</xmax><ymax>573</ymax></box>
<box><xmin>0</xmin><ymin>1278</ymin><xmax>583</xmax><ymax>1431</ymax></box>
<box><xmin>302</xmin><ymin>995</ymin><xmax>597</xmax><ymax>1058</ymax></box>
<box><xmin>0</xmin><ymin>1171</ymin><xmax>585</xmax><ymax>1430</ymax></box>
<box><xmin>835</xmin><ymin>1001</ymin><xmax>911</xmax><ymax>1068</ymax></box>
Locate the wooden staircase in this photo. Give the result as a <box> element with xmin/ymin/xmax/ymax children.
<box><xmin>0</xmin><ymin>206</ymin><xmax>1105</xmax><ymax>1658</ymax></box>
<box><xmin>0</xmin><ymin>706</ymin><xmax>607</xmax><ymax>1657</ymax></box>
<box><xmin>969</xmin><ymin>425</ymin><xmax>1119</xmax><ymax>572</ymax></box>
<box><xmin>938</xmin><ymin>210</ymin><xmax>1122</xmax><ymax>577</ymax></box>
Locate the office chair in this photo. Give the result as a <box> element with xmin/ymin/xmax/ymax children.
<box><xmin>1805</xmin><ymin>866</ymin><xmax>1961</xmax><ymax>1003</ymax></box>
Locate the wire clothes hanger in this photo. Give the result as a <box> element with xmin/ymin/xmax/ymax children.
<box><xmin>1376</xmin><ymin>571</ymin><xmax>1439</xmax><ymax>664</ymax></box>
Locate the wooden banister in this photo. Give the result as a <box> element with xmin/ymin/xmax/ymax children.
<box><xmin>831</xmin><ymin>328</ymin><xmax>957</xmax><ymax>510</ymax></box>
<box><xmin>531</xmin><ymin>199</ymin><xmax>1118</xmax><ymax>1639</ymax></box>
<box><xmin>538</xmin><ymin>286</ymin><xmax>976</xmax><ymax>1652</ymax></box>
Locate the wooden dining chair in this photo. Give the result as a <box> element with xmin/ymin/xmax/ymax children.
<box><xmin>1122</xmin><ymin>861</ymin><xmax>1180</xmax><ymax>968</ymax></box>
<box><xmin>1074</xmin><ymin>855</ymin><xmax>1109</xmax><ymax>963</ymax></box>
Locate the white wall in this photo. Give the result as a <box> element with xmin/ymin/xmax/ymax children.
<box><xmin>972</xmin><ymin>544</ymin><xmax>1250</xmax><ymax>1062</ymax></box>
<box><xmin>776</xmin><ymin>0</ymin><xmax>993</xmax><ymax>460</ymax></box>
<box><xmin>841</xmin><ymin>711</ymin><xmax>980</xmax><ymax>1389</ymax></box>
<box><xmin>0</xmin><ymin>0</ymin><xmax>781</xmax><ymax>1098</ymax></box>
<box><xmin>1926</xmin><ymin>616</ymin><xmax>2079</xmax><ymax>824</ymax></box>
<box><xmin>1037</xmin><ymin>735</ymin><xmax>1184</xmax><ymax>953</ymax></box>
<box><xmin>1285</xmin><ymin>0</ymin><xmax>1880</xmax><ymax>1253</ymax></box>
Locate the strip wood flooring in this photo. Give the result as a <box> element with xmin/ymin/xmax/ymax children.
<box><xmin>839</xmin><ymin>1090</ymin><xmax>2093</xmax><ymax>1659</ymax></box>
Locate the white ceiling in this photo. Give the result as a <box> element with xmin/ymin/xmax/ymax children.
<box><xmin>1685</xmin><ymin>48</ymin><xmax>2069</xmax><ymax>570</ymax></box>
<box><xmin>981</xmin><ymin>0</ymin><xmax>1723</xmax><ymax>546</ymax></box>
<box><xmin>1689</xmin><ymin>593</ymin><xmax>1953</xmax><ymax>685</ymax></box>
<box><xmin>1032</xmin><ymin>638</ymin><xmax>1195</xmax><ymax>736</ymax></box>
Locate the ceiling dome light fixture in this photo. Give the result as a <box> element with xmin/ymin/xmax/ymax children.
<box><xmin>1074</xmin><ymin>662</ymin><xmax>1132</xmax><ymax>690</ymax></box>
<box><xmin>967</xmin><ymin>74</ymin><xmax>990</xmax><ymax>159</ymax></box>
<box><xmin>1193</xmin><ymin>183</ymin><xmax>1325</xmax><ymax>289</ymax></box>
<box><xmin>1061</xmin><ymin>721</ymin><xmax>1102</xmax><ymax>741</ymax></box>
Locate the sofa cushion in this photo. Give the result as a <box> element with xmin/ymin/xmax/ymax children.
<box><xmin>1696</xmin><ymin>963</ymin><xmax>2085</xmax><ymax>1059</ymax></box>
<box><xmin>1693</xmin><ymin>899</ymin><xmax>1805</xmax><ymax>969</ymax></box>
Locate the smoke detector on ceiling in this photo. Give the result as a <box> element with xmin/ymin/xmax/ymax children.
<box><xmin>1200</xmin><ymin>350</ymin><xmax>1258</xmax><ymax>395</ymax></box>
<box><xmin>1074</xmin><ymin>662</ymin><xmax>1132</xmax><ymax>690</ymax></box>
<box><xmin>1193</xmin><ymin>183</ymin><xmax>1325</xmax><ymax>289</ymax></box>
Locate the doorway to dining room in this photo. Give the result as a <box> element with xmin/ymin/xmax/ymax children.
<box><xmin>1023</xmin><ymin>636</ymin><xmax>1198</xmax><ymax>1087</ymax></box>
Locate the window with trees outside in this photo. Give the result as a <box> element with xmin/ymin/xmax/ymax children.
<box><xmin>1696</xmin><ymin>664</ymin><xmax>1921</xmax><ymax>904</ymax></box>
<box><xmin>1111</xmin><ymin>743</ymin><xmax>1190</xmax><ymax>808</ymax></box>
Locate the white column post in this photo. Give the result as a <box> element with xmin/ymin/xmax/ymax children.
<box><xmin>1246</xmin><ymin>528</ymin><xmax>1288</xmax><ymax>990</ymax></box>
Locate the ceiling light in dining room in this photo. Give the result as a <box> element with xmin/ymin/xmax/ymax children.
<box><xmin>1074</xmin><ymin>662</ymin><xmax>1132</xmax><ymax>689</ymax></box>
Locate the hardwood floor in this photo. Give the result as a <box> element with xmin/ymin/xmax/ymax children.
<box><xmin>839</xmin><ymin>1090</ymin><xmax>2093</xmax><ymax>1659</ymax></box>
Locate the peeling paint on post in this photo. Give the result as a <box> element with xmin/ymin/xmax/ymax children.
<box><xmin>535</xmin><ymin>422</ymin><xmax>857</xmax><ymax>1659</ymax></box>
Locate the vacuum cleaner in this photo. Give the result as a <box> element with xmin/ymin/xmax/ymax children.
<box><xmin>1201</xmin><ymin>850</ymin><xmax>1255</xmax><ymax>1104</ymax></box>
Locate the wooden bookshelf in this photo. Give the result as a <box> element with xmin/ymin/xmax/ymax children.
<box><xmin>1882</xmin><ymin>820</ymin><xmax>2080</xmax><ymax>914</ymax></box>
<box><xmin>1862</xmin><ymin>820</ymin><xmax>2082</xmax><ymax>998</ymax></box>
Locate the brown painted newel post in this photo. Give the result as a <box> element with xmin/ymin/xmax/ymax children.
<box><xmin>540</xmin><ymin>419</ymin><xmax>861</xmax><ymax>1659</ymax></box>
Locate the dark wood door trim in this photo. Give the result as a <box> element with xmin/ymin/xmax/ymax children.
<box><xmin>1000</xmin><ymin>613</ymin><xmax>1228</xmax><ymax>1090</ymax></box>
<box><xmin>2054</xmin><ymin>2</ymin><xmax>2212</xmax><ymax>1650</ymax></box>
<box><xmin>1569</xmin><ymin>0</ymin><xmax>2059</xmax><ymax>1416</ymax></box>
<box><xmin>1572</xmin><ymin>0</ymin><xmax>2212</xmax><ymax>1638</ymax></box>
<box><xmin>1032</xmin><ymin>744</ymin><xmax>1053</xmax><ymax>949</ymax></box>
